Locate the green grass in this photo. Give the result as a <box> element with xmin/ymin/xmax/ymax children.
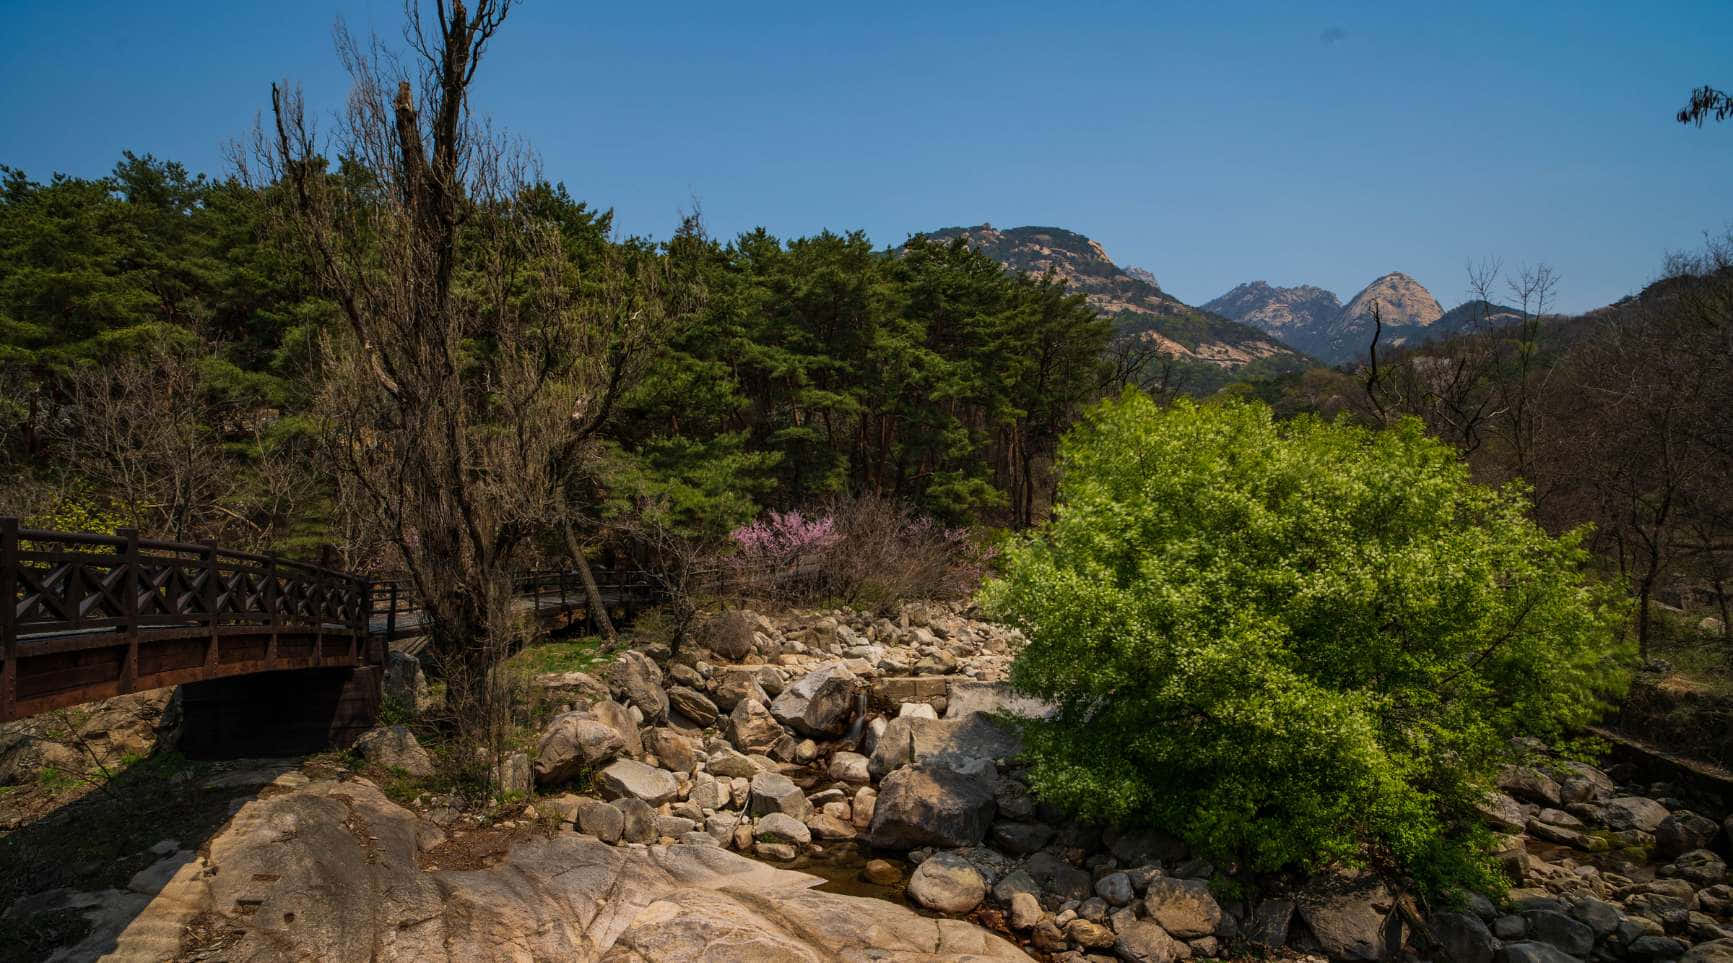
<box><xmin>507</xmin><ymin>635</ymin><xmax>607</xmax><ymax>676</ymax></box>
<box><xmin>1647</xmin><ymin>606</ymin><xmax>1733</xmax><ymax>695</ymax></box>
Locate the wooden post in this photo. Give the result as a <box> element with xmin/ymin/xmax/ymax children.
<box><xmin>265</xmin><ymin>554</ymin><xmax>280</xmax><ymax>665</ymax></box>
<box><xmin>2</xmin><ymin>518</ymin><xmax>18</xmax><ymax>722</ymax></box>
<box><xmin>202</xmin><ymin>543</ymin><xmax>219</xmax><ymax>670</ymax></box>
<box><xmin>118</xmin><ymin>528</ymin><xmax>139</xmax><ymax>692</ymax></box>
<box><xmin>386</xmin><ymin>583</ymin><xmax>398</xmax><ymax>643</ymax></box>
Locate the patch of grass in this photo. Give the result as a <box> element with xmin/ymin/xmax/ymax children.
<box><xmin>507</xmin><ymin>636</ymin><xmax>607</xmax><ymax>676</ymax></box>
<box><xmin>1648</xmin><ymin>606</ymin><xmax>1733</xmax><ymax>694</ymax></box>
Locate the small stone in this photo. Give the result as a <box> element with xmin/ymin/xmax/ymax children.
<box><xmin>863</xmin><ymin>859</ymin><xmax>902</xmax><ymax>885</ymax></box>
<box><xmin>1009</xmin><ymin>891</ymin><xmax>1043</xmax><ymax>930</ymax></box>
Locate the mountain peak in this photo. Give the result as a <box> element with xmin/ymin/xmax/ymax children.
<box><xmin>1338</xmin><ymin>273</ymin><xmax>1443</xmax><ymax>329</ymax></box>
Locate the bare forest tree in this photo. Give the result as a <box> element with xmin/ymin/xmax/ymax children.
<box><xmin>247</xmin><ymin>0</ymin><xmax>675</xmax><ymax>718</ymax></box>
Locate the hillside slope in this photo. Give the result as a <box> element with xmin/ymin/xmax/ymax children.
<box><xmin>916</xmin><ymin>225</ymin><xmax>1314</xmax><ymax>389</ymax></box>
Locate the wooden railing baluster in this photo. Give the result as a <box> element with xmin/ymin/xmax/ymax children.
<box><xmin>119</xmin><ymin>528</ymin><xmax>139</xmax><ymax>690</ymax></box>
<box><xmin>2</xmin><ymin>518</ymin><xmax>17</xmax><ymax>722</ymax></box>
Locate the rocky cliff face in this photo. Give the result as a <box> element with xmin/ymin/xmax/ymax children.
<box><xmin>1207</xmin><ymin>273</ymin><xmax>1460</xmax><ymax>365</ymax></box>
<box><xmin>916</xmin><ymin>225</ymin><xmax>1312</xmax><ymax>387</ymax></box>
<box><xmin>1202</xmin><ymin>281</ymin><xmax>1342</xmax><ymax>338</ymax></box>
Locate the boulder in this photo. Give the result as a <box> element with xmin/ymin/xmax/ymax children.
<box><xmin>1023</xmin><ymin>850</ymin><xmax>1094</xmax><ymax>903</ymax></box>
<box><xmin>1684</xmin><ymin>940</ymin><xmax>1733</xmax><ymax>962</ymax></box>
<box><xmin>1522</xmin><ymin>909</ymin><xmax>1593</xmax><ymax>956</ymax></box>
<box><xmin>991</xmin><ymin>821</ymin><xmax>1055</xmax><ymax>856</ymax></box>
<box><xmin>748</xmin><ymin>771</ymin><xmax>812</xmax><ymax>820</ymax></box>
<box><xmin>575</xmin><ymin>798</ymin><xmax>625</xmax><ymax>843</ymax></box>
<box><xmin>609</xmin><ymin>649</ymin><xmax>669</xmax><ymax>722</ymax></box>
<box><xmin>705</xmin><ymin>747</ymin><xmax>763</xmax><ymax>778</ymax></box>
<box><xmin>666</xmin><ymin>687</ymin><xmax>719</xmax><ymax>728</ymax></box>
<box><xmin>384</xmin><ymin>650</ymin><xmax>431</xmax><ymax>713</ymax></box>
<box><xmin>710</xmin><ymin>669</ymin><xmax>771</xmax><ymax>712</ymax></box>
<box><xmin>619</xmin><ymin>797</ymin><xmax>658</xmax><ymax>843</ymax></box>
<box><xmin>1009</xmin><ymin>891</ymin><xmax>1042</xmax><ymax>930</ymax></box>
<box><xmin>867</xmin><ymin>758</ymin><xmax>997</xmax><ymax>850</ymax></box>
<box><xmin>754</xmin><ymin>812</ymin><xmax>812</xmax><ymax>846</ymax></box>
<box><xmin>1659</xmin><ymin>811</ymin><xmax>1721</xmax><ymax>857</ymax></box>
<box><xmin>906</xmin><ymin>851</ymin><xmax>987</xmax><ymax>914</ymax></box>
<box><xmin>353</xmin><ymin>725</ymin><xmax>434</xmax><ymax>778</ymax></box>
<box><xmin>1095</xmin><ymin>871</ymin><xmax>1136</xmax><ymax>907</ymax></box>
<box><xmin>1499</xmin><ymin>765</ymin><xmax>1563</xmax><ymax>806</ymax></box>
<box><xmin>1143</xmin><ymin>877</ymin><xmax>1221</xmax><ymax>939</ymax></box>
<box><xmin>1603</xmin><ymin>796</ymin><xmax>1672</xmax><ymax>833</ymax></box>
<box><xmin>1066</xmin><ymin>918</ymin><xmax>1115</xmax><ymax>950</ymax></box>
<box><xmin>533</xmin><ymin>712</ymin><xmax>625</xmax><ymax>786</ymax></box>
<box><xmin>769</xmin><ymin>662</ymin><xmax>861</xmax><ymax>737</ymax></box>
<box><xmin>866</xmin><ymin>714</ymin><xmax>1022</xmax><ymax>779</ymax></box>
<box><xmin>595</xmin><ymin>759</ymin><xmax>680</xmax><ymax>807</ymax></box>
<box><xmin>534</xmin><ymin>670</ymin><xmax>612</xmax><ymax>708</ymax></box>
<box><xmin>698</xmin><ymin>609</ymin><xmax>758</xmax><ymax>660</ymax></box>
<box><xmin>1478</xmin><ymin>792</ymin><xmax>1530</xmax><ymax>833</ymax></box>
<box><xmin>643</xmin><ymin>728</ymin><xmax>700</xmax><ymax>775</ymax></box>
<box><xmin>1295</xmin><ymin>873</ymin><xmax>1395</xmax><ymax>961</ymax></box>
<box><xmin>828</xmin><ymin>751</ymin><xmax>871</xmax><ymax>784</ymax></box>
<box><xmin>1114</xmin><ymin>920</ymin><xmax>1190</xmax><ymax>962</ymax></box>
<box><xmin>725</xmin><ymin>699</ymin><xmax>784</xmax><ymax>754</ymax></box>
<box><xmin>1245</xmin><ymin>898</ymin><xmax>1295</xmax><ymax>948</ymax></box>
<box><xmin>588</xmin><ymin>699</ymin><xmax>643</xmax><ymax>757</ymax></box>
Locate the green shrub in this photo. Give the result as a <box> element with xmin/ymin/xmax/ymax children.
<box><xmin>981</xmin><ymin>394</ymin><xmax>1630</xmax><ymax>892</ymax></box>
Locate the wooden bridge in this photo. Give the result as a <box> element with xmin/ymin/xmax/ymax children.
<box><xmin>0</xmin><ymin>519</ymin><xmax>654</xmax><ymax>754</ymax></box>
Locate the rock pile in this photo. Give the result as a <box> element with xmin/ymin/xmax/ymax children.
<box><xmin>385</xmin><ymin>602</ymin><xmax>1733</xmax><ymax>962</ymax></box>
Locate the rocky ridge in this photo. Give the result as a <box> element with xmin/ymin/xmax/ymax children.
<box><xmin>917</xmin><ymin>224</ymin><xmax>1310</xmax><ymax>378</ymax></box>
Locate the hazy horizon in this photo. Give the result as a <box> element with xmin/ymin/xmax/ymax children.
<box><xmin>3</xmin><ymin>0</ymin><xmax>1729</xmax><ymax>313</ymax></box>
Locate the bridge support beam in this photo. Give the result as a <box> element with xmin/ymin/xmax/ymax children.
<box><xmin>177</xmin><ymin>666</ymin><xmax>382</xmax><ymax>759</ymax></box>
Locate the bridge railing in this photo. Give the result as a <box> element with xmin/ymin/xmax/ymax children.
<box><xmin>2</xmin><ymin>518</ymin><xmax>373</xmax><ymax>720</ymax></box>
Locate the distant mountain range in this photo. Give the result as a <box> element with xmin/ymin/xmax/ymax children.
<box><xmin>1205</xmin><ymin>274</ymin><xmax>1524</xmax><ymax>365</ymax></box>
<box><xmin>912</xmin><ymin>222</ymin><xmax>1531</xmax><ymax>377</ymax></box>
<box><xmin>913</xmin><ymin>225</ymin><xmax>1312</xmax><ymax>389</ymax></box>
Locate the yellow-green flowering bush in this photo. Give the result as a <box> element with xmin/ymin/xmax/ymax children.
<box><xmin>981</xmin><ymin>394</ymin><xmax>1629</xmax><ymax>892</ymax></box>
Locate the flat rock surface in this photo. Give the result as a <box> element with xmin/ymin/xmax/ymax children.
<box><xmin>93</xmin><ymin>777</ymin><xmax>1029</xmax><ymax>962</ymax></box>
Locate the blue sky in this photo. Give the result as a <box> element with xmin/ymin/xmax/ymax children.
<box><xmin>3</xmin><ymin>0</ymin><xmax>1730</xmax><ymax>313</ymax></box>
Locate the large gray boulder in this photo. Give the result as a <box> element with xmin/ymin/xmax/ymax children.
<box><xmin>534</xmin><ymin>670</ymin><xmax>612</xmax><ymax>709</ymax></box>
<box><xmin>769</xmin><ymin>661</ymin><xmax>861</xmax><ymax>737</ymax></box>
<box><xmin>595</xmin><ymin>759</ymin><xmax>679</xmax><ymax>807</ymax></box>
<box><xmin>608</xmin><ymin>649</ymin><xmax>669</xmax><ymax>722</ymax></box>
<box><xmin>1432</xmin><ymin>911</ymin><xmax>1497</xmax><ymax>963</ymax></box>
<box><xmin>866</xmin><ymin>713</ymin><xmax>1022</xmax><ymax>779</ymax></box>
<box><xmin>748</xmin><ymin>771</ymin><xmax>811</xmax><ymax>820</ymax></box>
<box><xmin>354</xmin><ymin>725</ymin><xmax>434</xmax><ymax>778</ymax></box>
<box><xmin>867</xmin><ymin>758</ymin><xmax>997</xmax><ymax>850</ymax></box>
<box><xmin>1295</xmin><ymin>872</ymin><xmax>1397</xmax><ymax>962</ymax></box>
<box><xmin>1603</xmin><ymin>796</ymin><xmax>1671</xmax><ymax>833</ymax></box>
<box><xmin>533</xmin><ymin>711</ymin><xmax>626</xmax><ymax>786</ymax></box>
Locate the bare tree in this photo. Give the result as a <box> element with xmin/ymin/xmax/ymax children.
<box><xmin>247</xmin><ymin>1</ymin><xmax>671</xmax><ymax>713</ymax></box>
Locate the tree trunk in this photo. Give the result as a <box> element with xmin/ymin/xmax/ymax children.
<box><xmin>562</xmin><ymin>520</ymin><xmax>617</xmax><ymax>644</ymax></box>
